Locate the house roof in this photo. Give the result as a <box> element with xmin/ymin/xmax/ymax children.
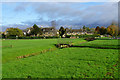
<box><xmin>66</xmin><ymin>29</ymin><xmax>83</xmax><ymax>32</ymax></box>
<box><xmin>22</xmin><ymin>27</ymin><xmax>33</xmax><ymax>32</ymax></box>
<box><xmin>41</xmin><ymin>27</ymin><xmax>55</xmax><ymax>32</ymax></box>
<box><xmin>72</xmin><ymin>29</ymin><xmax>82</xmax><ymax>32</ymax></box>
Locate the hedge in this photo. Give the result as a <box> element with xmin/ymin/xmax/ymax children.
<box><xmin>67</xmin><ymin>34</ymin><xmax>100</xmax><ymax>38</ymax></box>
<box><xmin>7</xmin><ymin>35</ymin><xmax>16</xmax><ymax>39</ymax></box>
<box><xmin>18</xmin><ymin>36</ymin><xmax>59</xmax><ymax>39</ymax></box>
<box><xmin>3</xmin><ymin>34</ymin><xmax>100</xmax><ymax>39</ymax></box>
<box><xmin>45</xmin><ymin>36</ymin><xmax>59</xmax><ymax>39</ymax></box>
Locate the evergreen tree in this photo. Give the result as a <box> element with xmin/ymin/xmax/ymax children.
<box><xmin>30</xmin><ymin>24</ymin><xmax>42</xmax><ymax>36</ymax></box>
<box><xmin>59</xmin><ymin>26</ymin><xmax>66</xmax><ymax>38</ymax></box>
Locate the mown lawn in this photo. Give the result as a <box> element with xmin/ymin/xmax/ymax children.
<box><xmin>2</xmin><ymin>38</ymin><xmax>85</xmax><ymax>63</ymax></box>
<box><xmin>2</xmin><ymin>39</ymin><xmax>57</xmax><ymax>63</ymax></box>
<box><xmin>74</xmin><ymin>39</ymin><xmax>119</xmax><ymax>49</ymax></box>
<box><xmin>2</xmin><ymin>38</ymin><xmax>119</xmax><ymax>78</ymax></box>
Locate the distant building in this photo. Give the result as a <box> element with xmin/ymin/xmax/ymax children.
<box><xmin>86</xmin><ymin>31</ymin><xmax>94</xmax><ymax>35</ymax></box>
<box><xmin>4</xmin><ymin>28</ymin><xmax>11</xmax><ymax>35</ymax></box>
<box><xmin>22</xmin><ymin>26</ymin><xmax>58</xmax><ymax>36</ymax></box>
<box><xmin>4</xmin><ymin>26</ymin><xmax>94</xmax><ymax>37</ymax></box>
<box><xmin>41</xmin><ymin>27</ymin><xmax>57</xmax><ymax>36</ymax></box>
<box><xmin>66</xmin><ymin>29</ymin><xmax>86</xmax><ymax>35</ymax></box>
<box><xmin>22</xmin><ymin>27</ymin><xmax>33</xmax><ymax>35</ymax></box>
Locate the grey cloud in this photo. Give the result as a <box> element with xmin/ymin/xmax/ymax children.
<box><xmin>14</xmin><ymin>5</ymin><xmax>26</xmax><ymax>12</ymax></box>
<box><xmin>81</xmin><ymin>2</ymin><xmax>118</xmax><ymax>24</ymax></box>
<box><xmin>14</xmin><ymin>2</ymin><xmax>32</xmax><ymax>12</ymax></box>
<box><xmin>33</xmin><ymin>2</ymin><xmax>84</xmax><ymax>19</ymax></box>
<box><xmin>2</xmin><ymin>24</ymin><xmax>30</xmax><ymax>32</ymax></box>
<box><xmin>31</xmin><ymin>2</ymin><xmax>117</xmax><ymax>27</ymax></box>
<box><xmin>3</xmin><ymin>2</ymin><xmax>118</xmax><ymax>31</ymax></box>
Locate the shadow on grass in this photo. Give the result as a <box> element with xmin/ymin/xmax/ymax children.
<box><xmin>70</xmin><ymin>45</ymin><xmax>120</xmax><ymax>50</ymax></box>
<box><xmin>96</xmin><ymin>38</ymin><xmax>119</xmax><ymax>40</ymax></box>
<box><xmin>54</xmin><ymin>44</ymin><xmax>120</xmax><ymax>50</ymax></box>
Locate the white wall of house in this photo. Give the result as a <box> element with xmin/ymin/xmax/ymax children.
<box><xmin>23</xmin><ymin>32</ymin><xmax>26</xmax><ymax>35</ymax></box>
<box><xmin>27</xmin><ymin>29</ymin><xmax>31</xmax><ymax>34</ymax></box>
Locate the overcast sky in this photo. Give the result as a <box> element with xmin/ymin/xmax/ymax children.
<box><xmin>1</xmin><ymin>1</ymin><xmax>118</xmax><ymax>31</ymax></box>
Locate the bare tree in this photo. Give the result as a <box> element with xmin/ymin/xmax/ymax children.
<box><xmin>51</xmin><ymin>20</ymin><xmax>57</xmax><ymax>35</ymax></box>
<box><xmin>51</xmin><ymin>20</ymin><xmax>56</xmax><ymax>29</ymax></box>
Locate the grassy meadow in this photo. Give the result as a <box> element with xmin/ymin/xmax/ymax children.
<box><xmin>2</xmin><ymin>38</ymin><xmax>119</xmax><ymax>78</ymax></box>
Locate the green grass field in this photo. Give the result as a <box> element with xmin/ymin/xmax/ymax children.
<box><xmin>2</xmin><ymin>39</ymin><xmax>57</xmax><ymax>63</ymax></box>
<box><xmin>74</xmin><ymin>39</ymin><xmax>119</xmax><ymax>49</ymax></box>
<box><xmin>2</xmin><ymin>38</ymin><xmax>119</xmax><ymax>78</ymax></box>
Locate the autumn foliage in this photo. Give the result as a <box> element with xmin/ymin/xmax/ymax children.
<box><xmin>95</xmin><ymin>22</ymin><xmax>119</xmax><ymax>36</ymax></box>
<box><xmin>107</xmin><ymin>24</ymin><xmax>118</xmax><ymax>36</ymax></box>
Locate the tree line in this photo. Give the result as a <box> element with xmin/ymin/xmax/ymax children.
<box><xmin>95</xmin><ymin>23</ymin><xmax>119</xmax><ymax>37</ymax></box>
<box><xmin>1</xmin><ymin>22</ymin><xmax>120</xmax><ymax>38</ymax></box>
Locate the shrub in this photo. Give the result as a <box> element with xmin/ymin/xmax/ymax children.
<box><xmin>65</xmin><ymin>35</ymin><xmax>71</xmax><ymax>38</ymax></box>
<box><xmin>18</xmin><ymin>36</ymin><xmax>58</xmax><ymax>39</ymax></box>
<box><xmin>73</xmin><ymin>34</ymin><xmax>100</xmax><ymax>38</ymax></box>
<box><xmin>45</xmin><ymin>36</ymin><xmax>59</xmax><ymax>39</ymax></box>
<box><xmin>7</xmin><ymin>35</ymin><xmax>16</xmax><ymax>39</ymax></box>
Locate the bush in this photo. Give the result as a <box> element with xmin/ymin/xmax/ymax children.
<box><xmin>18</xmin><ymin>36</ymin><xmax>59</xmax><ymax>39</ymax></box>
<box><xmin>18</xmin><ymin>36</ymin><xmax>44</xmax><ymax>39</ymax></box>
<box><xmin>45</xmin><ymin>36</ymin><xmax>59</xmax><ymax>39</ymax></box>
<box><xmin>2</xmin><ymin>34</ymin><xmax>6</xmax><ymax>39</ymax></box>
<box><xmin>65</xmin><ymin>35</ymin><xmax>71</xmax><ymax>38</ymax></box>
<box><xmin>64</xmin><ymin>34</ymin><xmax>100</xmax><ymax>38</ymax></box>
<box><xmin>73</xmin><ymin>34</ymin><xmax>100</xmax><ymax>38</ymax></box>
<box><xmin>7</xmin><ymin>35</ymin><xmax>16</xmax><ymax>39</ymax></box>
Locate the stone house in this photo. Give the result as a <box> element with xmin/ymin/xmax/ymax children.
<box><xmin>41</xmin><ymin>27</ymin><xmax>57</xmax><ymax>36</ymax></box>
<box><xmin>22</xmin><ymin>27</ymin><xmax>33</xmax><ymax>36</ymax></box>
<box><xmin>4</xmin><ymin>28</ymin><xmax>11</xmax><ymax>35</ymax></box>
<box><xmin>22</xmin><ymin>27</ymin><xmax>58</xmax><ymax>36</ymax></box>
<box><xmin>66</xmin><ymin>29</ymin><xmax>86</xmax><ymax>35</ymax></box>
